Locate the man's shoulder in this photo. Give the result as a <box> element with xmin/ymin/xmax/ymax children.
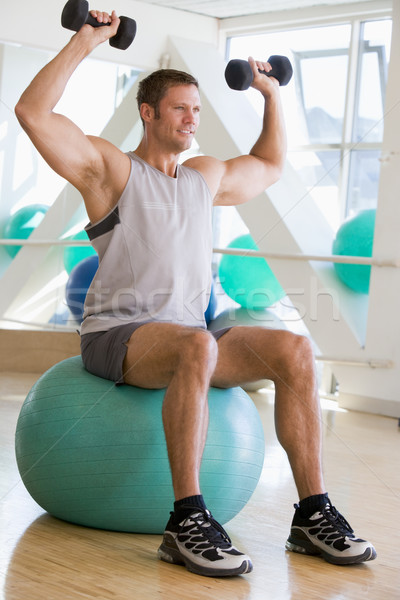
<box><xmin>183</xmin><ymin>155</ymin><xmax>219</xmax><ymax>171</ymax></box>
<box><xmin>183</xmin><ymin>155</ymin><xmax>226</xmax><ymax>199</ymax></box>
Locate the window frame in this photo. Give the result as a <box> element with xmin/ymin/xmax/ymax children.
<box><xmin>220</xmin><ymin>1</ymin><xmax>392</xmax><ymax>225</ymax></box>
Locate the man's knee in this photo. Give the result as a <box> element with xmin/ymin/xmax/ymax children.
<box><xmin>277</xmin><ymin>331</ymin><xmax>315</xmax><ymax>376</ymax></box>
<box><xmin>179</xmin><ymin>329</ymin><xmax>218</xmax><ymax>374</ymax></box>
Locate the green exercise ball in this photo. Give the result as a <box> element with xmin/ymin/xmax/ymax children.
<box><xmin>332</xmin><ymin>209</ymin><xmax>376</xmax><ymax>294</ymax></box>
<box><xmin>219</xmin><ymin>234</ymin><xmax>285</xmax><ymax>309</ymax></box>
<box><xmin>3</xmin><ymin>204</ymin><xmax>48</xmax><ymax>257</ymax></box>
<box><xmin>63</xmin><ymin>230</ymin><xmax>96</xmax><ymax>274</ymax></box>
<box><xmin>15</xmin><ymin>356</ymin><xmax>265</xmax><ymax>534</ymax></box>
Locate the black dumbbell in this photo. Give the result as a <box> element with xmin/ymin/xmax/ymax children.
<box><xmin>61</xmin><ymin>0</ymin><xmax>137</xmax><ymax>50</ymax></box>
<box><xmin>225</xmin><ymin>55</ymin><xmax>293</xmax><ymax>90</ymax></box>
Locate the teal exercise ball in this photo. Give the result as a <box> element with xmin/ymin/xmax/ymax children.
<box><xmin>3</xmin><ymin>204</ymin><xmax>48</xmax><ymax>257</ymax></box>
<box><xmin>219</xmin><ymin>234</ymin><xmax>285</xmax><ymax>309</ymax></box>
<box><xmin>15</xmin><ymin>356</ymin><xmax>265</xmax><ymax>534</ymax></box>
<box><xmin>332</xmin><ymin>209</ymin><xmax>376</xmax><ymax>294</ymax></box>
<box><xmin>63</xmin><ymin>230</ymin><xmax>96</xmax><ymax>274</ymax></box>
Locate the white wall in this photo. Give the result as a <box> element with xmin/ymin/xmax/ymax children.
<box><xmin>1</xmin><ymin>0</ymin><xmax>219</xmax><ymax>70</ymax></box>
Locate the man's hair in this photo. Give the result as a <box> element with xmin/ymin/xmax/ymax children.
<box><xmin>136</xmin><ymin>69</ymin><xmax>199</xmax><ymax>125</ymax></box>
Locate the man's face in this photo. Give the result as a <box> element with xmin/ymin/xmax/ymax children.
<box><xmin>148</xmin><ymin>84</ymin><xmax>201</xmax><ymax>153</ymax></box>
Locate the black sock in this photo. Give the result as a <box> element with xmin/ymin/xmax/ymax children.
<box><xmin>298</xmin><ymin>493</ymin><xmax>329</xmax><ymax>518</ymax></box>
<box><xmin>173</xmin><ymin>494</ymin><xmax>207</xmax><ymax>523</ymax></box>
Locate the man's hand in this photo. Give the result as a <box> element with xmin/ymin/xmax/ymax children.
<box><xmin>89</xmin><ymin>9</ymin><xmax>113</xmax><ymax>23</ymax></box>
<box><xmin>74</xmin><ymin>9</ymin><xmax>120</xmax><ymax>50</ymax></box>
<box><xmin>248</xmin><ymin>56</ymin><xmax>279</xmax><ymax>96</ymax></box>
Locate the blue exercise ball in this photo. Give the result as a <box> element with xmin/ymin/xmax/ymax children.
<box><xmin>15</xmin><ymin>356</ymin><xmax>265</xmax><ymax>534</ymax></box>
<box><xmin>65</xmin><ymin>254</ymin><xmax>99</xmax><ymax>321</ymax></box>
<box><xmin>3</xmin><ymin>204</ymin><xmax>48</xmax><ymax>257</ymax></box>
<box><xmin>204</xmin><ymin>278</ymin><xmax>218</xmax><ymax>324</ymax></box>
<box><xmin>332</xmin><ymin>209</ymin><xmax>376</xmax><ymax>294</ymax></box>
<box><xmin>219</xmin><ymin>234</ymin><xmax>285</xmax><ymax>309</ymax></box>
<box><xmin>63</xmin><ymin>230</ymin><xmax>97</xmax><ymax>274</ymax></box>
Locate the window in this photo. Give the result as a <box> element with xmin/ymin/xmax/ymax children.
<box><xmin>227</xmin><ymin>17</ymin><xmax>392</xmax><ymax>230</ymax></box>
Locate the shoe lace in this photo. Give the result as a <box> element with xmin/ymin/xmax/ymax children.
<box><xmin>322</xmin><ymin>501</ymin><xmax>354</xmax><ymax>535</ymax></box>
<box><xmin>180</xmin><ymin>506</ymin><xmax>232</xmax><ymax>549</ymax></box>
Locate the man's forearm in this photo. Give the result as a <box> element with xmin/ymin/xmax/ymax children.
<box><xmin>15</xmin><ymin>35</ymin><xmax>92</xmax><ymax>123</ymax></box>
<box><xmin>250</xmin><ymin>89</ymin><xmax>287</xmax><ymax>176</ymax></box>
<box><xmin>15</xmin><ymin>11</ymin><xmax>120</xmax><ymax>124</ymax></box>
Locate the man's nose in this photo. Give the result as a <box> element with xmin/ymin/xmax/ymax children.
<box><xmin>184</xmin><ymin>109</ymin><xmax>197</xmax><ymax>121</ymax></box>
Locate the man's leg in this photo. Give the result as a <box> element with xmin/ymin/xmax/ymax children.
<box><xmin>122</xmin><ymin>322</ymin><xmax>253</xmax><ymax>577</ymax></box>
<box><xmin>122</xmin><ymin>322</ymin><xmax>323</xmax><ymax>501</ymax></box>
<box><xmin>210</xmin><ymin>326</ymin><xmax>324</xmax><ymax>500</ymax></box>
<box><xmin>122</xmin><ymin>322</ymin><xmax>218</xmax><ymax>500</ymax></box>
<box><xmin>211</xmin><ymin>325</ymin><xmax>376</xmax><ymax>565</ymax></box>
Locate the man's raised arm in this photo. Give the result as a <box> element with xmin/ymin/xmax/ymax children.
<box><xmin>14</xmin><ymin>10</ymin><xmax>128</xmax><ymax>223</ymax></box>
<box><xmin>186</xmin><ymin>57</ymin><xmax>287</xmax><ymax>206</ymax></box>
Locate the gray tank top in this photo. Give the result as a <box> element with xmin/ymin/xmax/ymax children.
<box><xmin>80</xmin><ymin>152</ymin><xmax>213</xmax><ymax>335</ymax></box>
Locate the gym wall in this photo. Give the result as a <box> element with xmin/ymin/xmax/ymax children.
<box><xmin>0</xmin><ymin>0</ymin><xmax>219</xmax><ymax>72</ymax></box>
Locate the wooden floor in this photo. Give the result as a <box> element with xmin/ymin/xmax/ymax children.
<box><xmin>1</xmin><ymin>372</ymin><xmax>399</xmax><ymax>600</ymax></box>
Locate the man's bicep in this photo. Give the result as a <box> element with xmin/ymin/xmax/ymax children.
<box><xmin>214</xmin><ymin>154</ymin><xmax>281</xmax><ymax>206</ymax></box>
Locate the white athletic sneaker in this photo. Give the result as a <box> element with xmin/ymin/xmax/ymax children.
<box><xmin>157</xmin><ymin>507</ymin><xmax>253</xmax><ymax>577</ymax></box>
<box><xmin>285</xmin><ymin>501</ymin><xmax>377</xmax><ymax>565</ymax></box>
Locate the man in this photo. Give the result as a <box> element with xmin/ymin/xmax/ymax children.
<box><xmin>15</xmin><ymin>9</ymin><xmax>376</xmax><ymax>578</ymax></box>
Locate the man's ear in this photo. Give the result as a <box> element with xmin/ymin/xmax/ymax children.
<box><xmin>140</xmin><ymin>103</ymin><xmax>155</xmax><ymax>124</ymax></box>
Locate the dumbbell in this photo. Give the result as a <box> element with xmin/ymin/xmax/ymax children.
<box><xmin>61</xmin><ymin>0</ymin><xmax>137</xmax><ymax>50</ymax></box>
<box><xmin>225</xmin><ymin>55</ymin><xmax>293</xmax><ymax>90</ymax></box>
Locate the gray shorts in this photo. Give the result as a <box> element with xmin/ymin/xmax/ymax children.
<box><xmin>80</xmin><ymin>322</ymin><xmax>232</xmax><ymax>385</ymax></box>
